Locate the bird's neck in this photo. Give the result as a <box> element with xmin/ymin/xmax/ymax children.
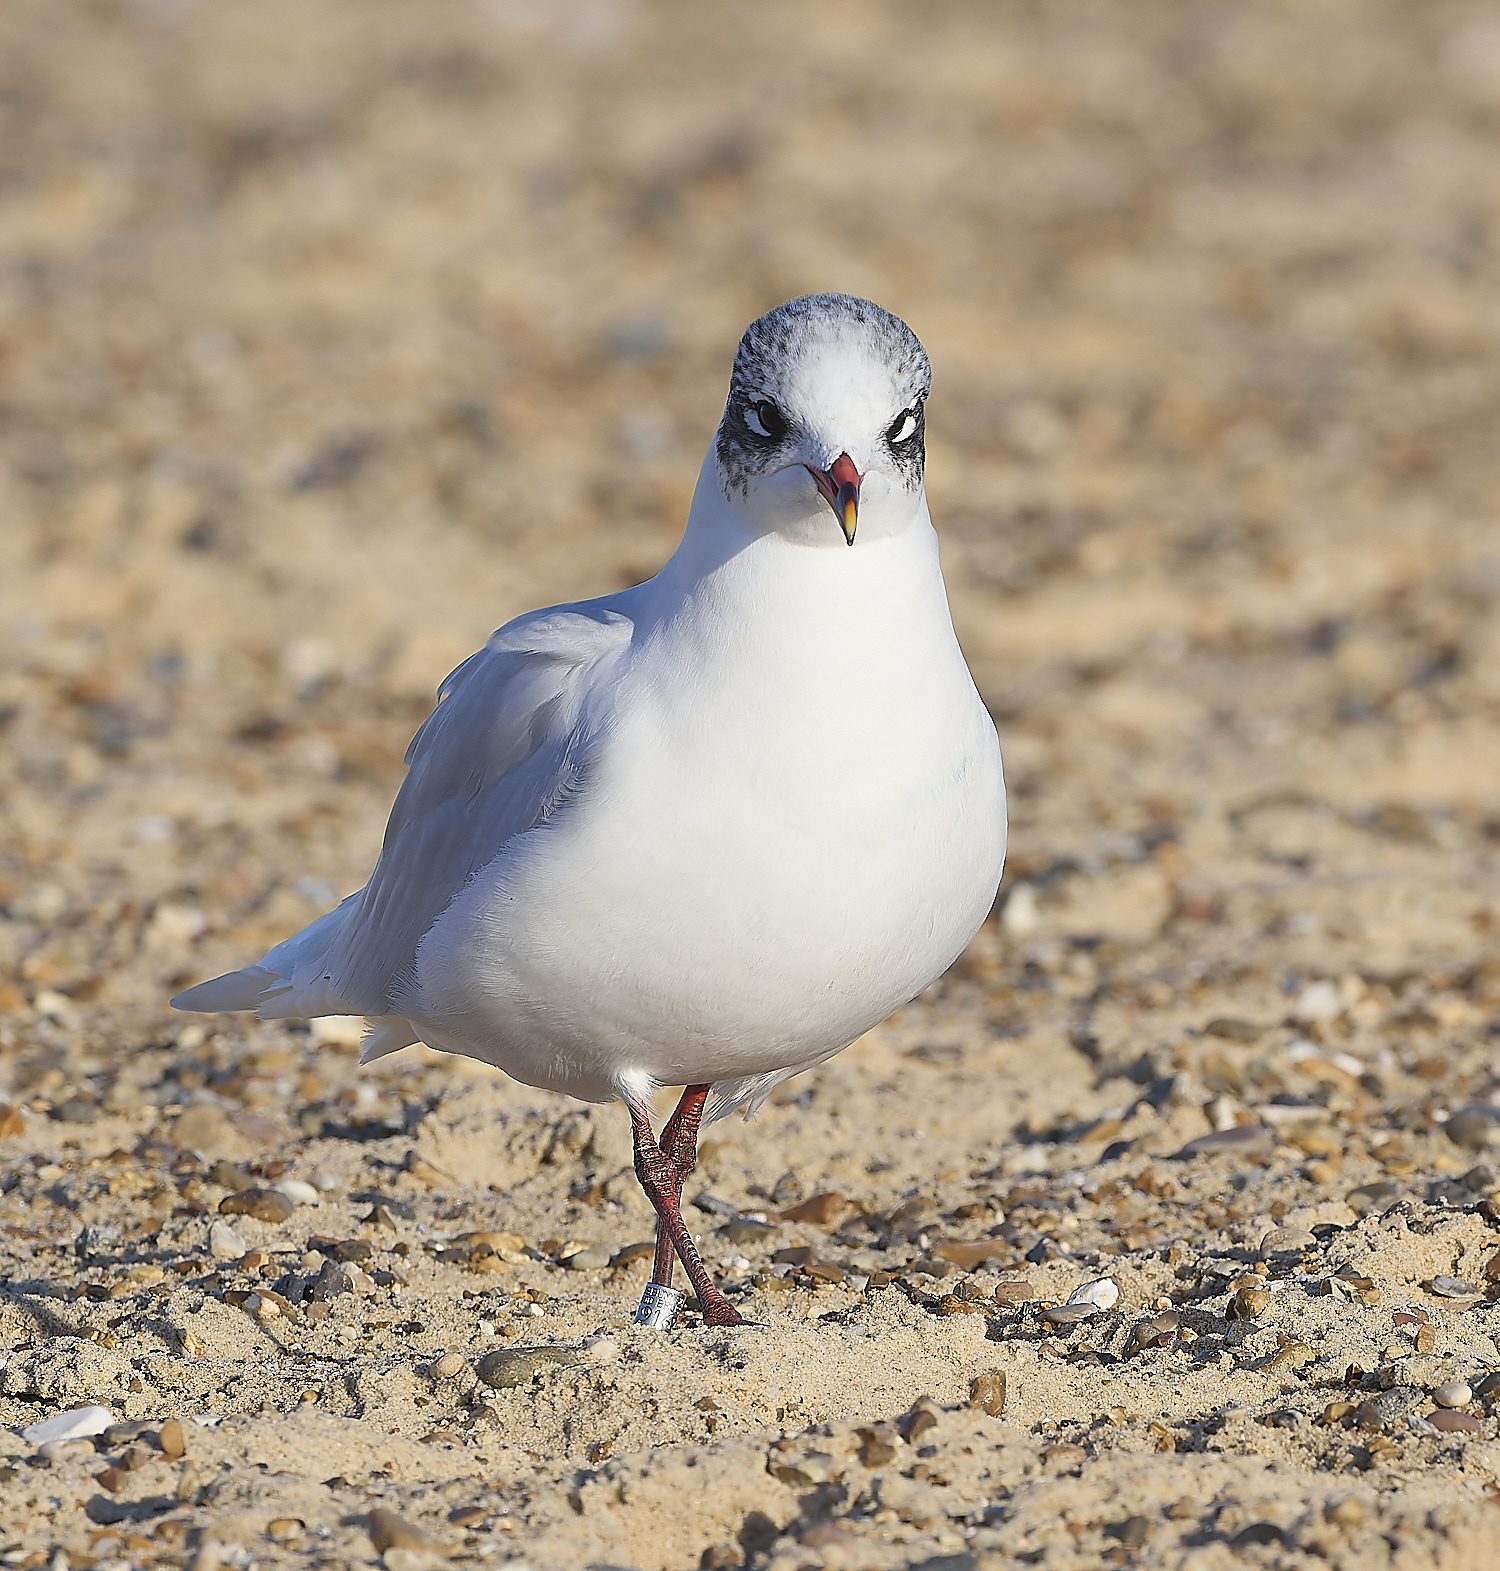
<box><xmin>635</xmin><ymin>452</ymin><xmax>957</xmax><ymax>679</ymax></box>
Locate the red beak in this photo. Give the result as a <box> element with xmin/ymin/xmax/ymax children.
<box><xmin>805</xmin><ymin>453</ymin><xmax>862</xmax><ymax>545</ymax></box>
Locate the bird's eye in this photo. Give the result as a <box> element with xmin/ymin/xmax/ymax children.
<box><xmin>744</xmin><ymin>400</ymin><xmax>788</xmax><ymax>441</ymax></box>
<box><xmin>886</xmin><ymin>409</ymin><xmax>919</xmax><ymax>445</ymax></box>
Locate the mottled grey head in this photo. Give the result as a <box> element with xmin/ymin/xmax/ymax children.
<box><xmin>714</xmin><ymin>295</ymin><xmax>931</xmax><ymax>544</ymax></box>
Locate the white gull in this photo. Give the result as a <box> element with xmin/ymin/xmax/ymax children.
<box><xmin>173</xmin><ymin>294</ymin><xmax>1007</xmax><ymax>1325</ymax></box>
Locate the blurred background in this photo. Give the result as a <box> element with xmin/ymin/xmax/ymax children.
<box><xmin>1</xmin><ymin>0</ymin><xmax>1498</xmax><ymax>1031</ymax></box>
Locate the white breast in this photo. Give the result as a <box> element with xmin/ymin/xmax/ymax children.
<box><xmin>409</xmin><ymin>507</ymin><xmax>1005</xmax><ymax>1101</ymax></box>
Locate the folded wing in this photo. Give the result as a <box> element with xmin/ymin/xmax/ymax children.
<box><xmin>172</xmin><ymin>602</ymin><xmax>633</xmax><ymax>1023</ymax></box>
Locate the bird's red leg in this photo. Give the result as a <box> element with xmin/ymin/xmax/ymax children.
<box><xmin>646</xmin><ymin>1084</ymin><xmax>706</xmax><ymax>1286</ymax></box>
<box><xmin>629</xmin><ymin>1087</ymin><xmax>747</xmax><ymax>1327</ymax></box>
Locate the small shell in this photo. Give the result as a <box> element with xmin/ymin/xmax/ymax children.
<box><xmin>1065</xmin><ymin>1278</ymin><xmax>1120</xmax><ymax>1311</ymax></box>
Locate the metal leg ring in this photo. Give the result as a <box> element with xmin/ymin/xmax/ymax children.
<box><xmin>634</xmin><ymin>1283</ymin><xmax>686</xmax><ymax>1330</ymax></box>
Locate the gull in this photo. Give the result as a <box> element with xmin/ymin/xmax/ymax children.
<box><xmin>173</xmin><ymin>294</ymin><xmax>1007</xmax><ymax>1328</ymax></box>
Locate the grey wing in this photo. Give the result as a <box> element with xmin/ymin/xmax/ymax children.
<box><xmin>304</xmin><ymin>604</ymin><xmax>633</xmax><ymax>1015</ymax></box>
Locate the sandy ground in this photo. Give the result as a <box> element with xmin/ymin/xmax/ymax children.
<box><xmin>3</xmin><ymin>1</ymin><xmax>1500</xmax><ymax>1567</ymax></box>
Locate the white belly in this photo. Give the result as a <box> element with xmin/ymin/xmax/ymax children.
<box><xmin>411</xmin><ymin>669</ymin><xmax>1003</xmax><ymax>1101</ymax></box>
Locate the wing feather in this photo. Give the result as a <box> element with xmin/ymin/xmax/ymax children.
<box><xmin>236</xmin><ymin>603</ymin><xmax>632</xmax><ymax>1020</ymax></box>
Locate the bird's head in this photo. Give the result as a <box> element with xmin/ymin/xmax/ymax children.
<box><xmin>714</xmin><ymin>294</ymin><xmax>931</xmax><ymax>547</ymax></box>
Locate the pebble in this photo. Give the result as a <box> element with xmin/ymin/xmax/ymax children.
<box><xmin>310</xmin><ymin>1260</ymin><xmax>355</xmax><ymax>1300</ymax></box>
<box><xmin>159</xmin><ymin>1418</ymin><xmax>186</xmax><ymax>1458</ymax></box>
<box><xmin>1431</xmin><ymin>1381</ymin><xmax>1472</xmax><ymax>1408</ymax></box>
<box><xmin>1065</xmin><ymin>1278</ymin><xmax>1120</xmax><ymax>1311</ymax></box>
<box><xmin>611</xmin><ymin>1241</ymin><xmax>657</xmax><ymax>1265</ymax></box>
<box><xmin>1443</xmin><ymin>1105</ymin><xmax>1500</xmax><ymax>1152</ymax></box>
<box><xmin>691</xmin><ymin>1191</ymin><xmax>741</xmax><ymax>1218</ymax></box>
<box><xmin>75</xmin><ymin>1224</ymin><xmax>123</xmax><ymax>1261</ymax></box>
<box><xmin>1429</xmin><ymin>1275</ymin><xmax>1479</xmax><ymax>1298</ymax></box>
<box><xmin>1324</xmin><ymin>1495</ymin><xmax>1368</xmax><ymax>1527</ymax></box>
<box><xmin>1228</xmin><ymin>1286</ymin><xmax>1272</xmax><ymax>1321</ymax></box>
<box><xmin>1372</xmin><ymin>1387</ymin><xmax>1424</xmax><ymax>1424</ymax></box>
<box><xmin>321</xmin><ymin>1237</ymin><xmax>375</xmax><ymax>1263</ymax></box>
<box><xmin>274</xmin><ymin>1178</ymin><xmax>320</xmax><ymax>1207</ymax></box>
<box><xmin>1042</xmin><ymin>1303</ymin><xmax>1099</xmax><ymax>1326</ymax></box>
<box><xmin>768</xmin><ymin>1449</ymin><xmax>839</xmax><ymax>1487</ymax></box>
<box><xmin>1346</xmin><ymin>1180</ymin><xmax>1402</xmax><ymax>1217</ymax></box>
<box><xmin>218</xmin><ymin>1188</ymin><xmax>296</xmax><ymax>1223</ymax></box>
<box><xmin>993</xmin><ymin>1279</ymin><xmax>1034</xmax><ymax>1306</ymax></box>
<box><xmin>39</xmin><ymin>1438</ymin><xmax>97</xmax><ymax>1463</ymax></box>
<box><xmin>1258</xmin><ymin>1227</ymin><xmax>1315</xmax><ymax>1259</ymax></box>
<box><xmin>930</xmin><ymin>1240</ymin><xmax>1009</xmax><ymax>1270</ymax></box>
<box><xmin>1265</xmin><ymin>1340</ymin><xmax>1313</xmax><ymax>1373</ymax></box>
<box><xmin>778</xmin><ymin>1192</ymin><xmax>849</xmax><ymax>1226</ymax></box>
<box><xmin>366</xmin><ymin>1507</ymin><xmax>453</xmax><ymax>1558</ymax></box>
<box><xmin>1174</xmin><ymin>1124</ymin><xmax>1274</xmax><ymax>1159</ymax></box>
<box><xmin>1000</xmin><ymin>881</ymin><xmax>1038</xmax><ymax>934</ymax></box>
<box><xmin>968</xmin><ymin>1369</ymin><xmax>1006</xmax><ymax>1416</ymax></box>
<box><xmin>1427</xmin><ymin>1408</ymin><xmax>1483</xmax><ymax>1433</ymax></box>
<box><xmin>1230</xmin><ymin>1523</ymin><xmax>1286</xmax><ymax>1551</ymax></box>
<box><xmin>403</xmin><ymin>1150</ymin><xmax>448</xmax><ymax>1189</ymax></box>
<box><xmin>770</xmin><ymin>1172</ymin><xmax>805</xmax><ymax>1206</ymax></box>
<box><xmin>429</xmin><ymin>1352</ymin><xmax>468</xmax><ymax>1379</ymax></box>
<box><xmin>1119</xmin><ymin>1516</ymin><xmax>1150</xmax><ymax>1547</ymax></box>
<box><xmin>856</xmin><ymin>1427</ymin><xmax>898</xmax><ymax>1467</ymax></box>
<box><xmin>466</xmin><ymin>1252</ymin><xmax>512</xmax><ymax>1276</ymax></box>
<box><xmin>1295</xmin><ymin>980</ymin><xmax>1342</xmax><ymax>1022</ymax></box>
<box><xmin>1328</xmin><ymin>1273</ymin><xmax>1379</xmax><ymax>1305</ymax></box>
<box><xmin>1133</xmin><ymin>1311</ymin><xmax>1181</xmax><ymax>1351</ymax></box>
<box><xmin>23</xmin><ymin>1405</ymin><xmax>115</xmax><ymax>1444</ymax></box>
<box><xmin>207</xmin><ymin>1219</ymin><xmax>246</xmax><ymax>1259</ymax></box>
<box><xmin>583</xmin><ymin>1335</ymin><xmax>620</xmax><ymax>1364</ymax></box>
<box><xmin>559</xmin><ymin>1243</ymin><xmax>612</xmax><ymax>1271</ymax></box>
<box><xmin>936</xmin><ymin>1291</ymin><xmax>984</xmax><ymax>1316</ymax></box>
<box><xmin>1205</xmin><ymin>1017</ymin><xmax>1266</xmax><ymax>1041</ymax></box>
<box><xmin>452</xmin><ymin>1230</ymin><xmax>524</xmax><ymax>1258</ymax></box>
<box><xmin>476</xmin><ymin>1346</ymin><xmax>586</xmax><ymax>1388</ymax></box>
<box><xmin>1041</xmin><ymin>1442</ymin><xmax>1086</xmax><ymax>1466</ymax></box>
<box><xmin>719</xmin><ymin>1218</ymin><xmax>778</xmax><ymax>1244</ymax></box>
